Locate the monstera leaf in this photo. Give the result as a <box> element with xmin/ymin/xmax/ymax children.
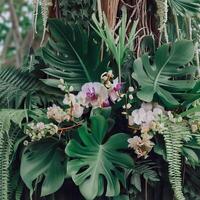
<box><xmin>65</xmin><ymin>115</ymin><xmax>134</xmax><ymax>200</ymax></box>
<box><xmin>20</xmin><ymin>139</ymin><xmax>66</xmax><ymax>197</ymax></box>
<box><xmin>132</xmin><ymin>40</ymin><xmax>196</xmax><ymax>108</ymax></box>
<box><xmin>168</xmin><ymin>0</ymin><xmax>200</xmax><ymax>16</ymax></box>
<box><xmin>42</xmin><ymin>19</ymin><xmax>108</xmax><ymax>90</ymax></box>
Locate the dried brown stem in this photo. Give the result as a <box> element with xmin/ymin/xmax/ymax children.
<box><xmin>58</xmin><ymin>121</ymin><xmax>83</xmax><ymax>134</ymax></box>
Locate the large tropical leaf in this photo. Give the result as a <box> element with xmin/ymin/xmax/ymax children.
<box><xmin>20</xmin><ymin>139</ymin><xmax>66</xmax><ymax>197</ymax></box>
<box><xmin>65</xmin><ymin>115</ymin><xmax>134</xmax><ymax>200</ymax></box>
<box><xmin>42</xmin><ymin>19</ymin><xmax>108</xmax><ymax>90</ymax></box>
<box><xmin>168</xmin><ymin>0</ymin><xmax>200</xmax><ymax>16</ymax></box>
<box><xmin>132</xmin><ymin>40</ymin><xmax>196</xmax><ymax>108</ymax></box>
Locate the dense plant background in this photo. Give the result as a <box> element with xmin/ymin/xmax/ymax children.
<box><xmin>0</xmin><ymin>0</ymin><xmax>200</xmax><ymax>200</ymax></box>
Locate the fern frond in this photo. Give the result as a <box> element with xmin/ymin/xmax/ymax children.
<box><xmin>163</xmin><ymin>120</ymin><xmax>191</xmax><ymax>200</ymax></box>
<box><xmin>0</xmin><ymin>108</ymin><xmax>27</xmax><ymax>200</ymax></box>
<box><xmin>0</xmin><ymin>67</ymin><xmax>40</xmax><ymax>108</ymax></box>
<box><xmin>0</xmin><ymin>67</ymin><xmax>59</xmax><ymax>108</ymax></box>
<box><xmin>0</xmin><ymin>127</ymin><xmax>10</xmax><ymax>200</ymax></box>
<box><xmin>134</xmin><ymin>160</ymin><xmax>160</xmax><ymax>182</ymax></box>
<box><xmin>15</xmin><ymin>181</ymin><xmax>24</xmax><ymax>200</ymax></box>
<box><xmin>0</xmin><ymin>126</ymin><xmax>23</xmax><ymax>200</ymax></box>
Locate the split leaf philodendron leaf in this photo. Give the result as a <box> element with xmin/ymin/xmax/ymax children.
<box><xmin>65</xmin><ymin>115</ymin><xmax>134</xmax><ymax>200</ymax></box>
<box><xmin>20</xmin><ymin>138</ymin><xmax>66</xmax><ymax>197</ymax></box>
<box><xmin>132</xmin><ymin>40</ymin><xmax>196</xmax><ymax>108</ymax></box>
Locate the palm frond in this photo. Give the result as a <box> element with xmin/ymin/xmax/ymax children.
<box><xmin>42</xmin><ymin>19</ymin><xmax>109</xmax><ymax>91</ymax></box>
<box><xmin>168</xmin><ymin>0</ymin><xmax>200</xmax><ymax>16</ymax></box>
<box><xmin>0</xmin><ymin>66</ymin><xmax>59</xmax><ymax>108</ymax></box>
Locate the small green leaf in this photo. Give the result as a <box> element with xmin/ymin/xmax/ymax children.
<box><xmin>131</xmin><ymin>174</ymin><xmax>141</xmax><ymax>192</ymax></box>
<box><xmin>182</xmin><ymin>147</ymin><xmax>199</xmax><ymax>166</ymax></box>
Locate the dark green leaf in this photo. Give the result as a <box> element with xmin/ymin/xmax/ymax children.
<box><xmin>132</xmin><ymin>40</ymin><xmax>196</xmax><ymax>108</ymax></box>
<box><xmin>65</xmin><ymin>115</ymin><xmax>134</xmax><ymax>200</ymax></box>
<box><xmin>42</xmin><ymin>19</ymin><xmax>109</xmax><ymax>90</ymax></box>
<box><xmin>20</xmin><ymin>139</ymin><xmax>66</xmax><ymax>197</ymax></box>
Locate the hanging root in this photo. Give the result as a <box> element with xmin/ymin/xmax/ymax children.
<box><xmin>32</xmin><ymin>0</ymin><xmax>39</xmax><ymax>36</ymax></box>
<box><xmin>155</xmin><ymin>0</ymin><xmax>168</xmax><ymax>42</ymax></box>
<box><xmin>32</xmin><ymin>0</ymin><xmax>52</xmax><ymax>45</ymax></box>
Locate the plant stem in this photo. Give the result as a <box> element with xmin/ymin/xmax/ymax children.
<box><xmin>174</xmin><ymin>14</ymin><xmax>180</xmax><ymax>39</ymax></box>
<box><xmin>118</xmin><ymin>63</ymin><xmax>122</xmax><ymax>83</ymax></box>
<box><xmin>145</xmin><ymin>180</ymin><xmax>148</xmax><ymax>200</ymax></box>
<box><xmin>182</xmin><ymin>158</ymin><xmax>186</xmax><ymax>185</ymax></box>
<box><xmin>164</xmin><ymin>25</ymin><xmax>169</xmax><ymax>43</ymax></box>
<box><xmin>195</xmin><ymin>42</ymin><xmax>200</xmax><ymax>76</ymax></box>
<box><xmin>97</xmin><ymin>0</ymin><xmax>103</xmax><ymax>26</ymax></box>
<box><xmin>187</xmin><ymin>17</ymin><xmax>192</xmax><ymax>40</ymax></box>
<box><xmin>58</xmin><ymin>121</ymin><xmax>83</xmax><ymax>133</ymax></box>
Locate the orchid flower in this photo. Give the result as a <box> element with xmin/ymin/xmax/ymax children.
<box><xmin>77</xmin><ymin>82</ymin><xmax>109</xmax><ymax>108</ymax></box>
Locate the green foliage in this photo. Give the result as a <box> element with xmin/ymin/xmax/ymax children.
<box><xmin>66</xmin><ymin>115</ymin><xmax>134</xmax><ymax>200</ymax></box>
<box><xmin>130</xmin><ymin>160</ymin><xmax>159</xmax><ymax>193</ymax></box>
<box><xmin>182</xmin><ymin>147</ymin><xmax>199</xmax><ymax>167</ymax></box>
<box><xmin>0</xmin><ymin>127</ymin><xmax>23</xmax><ymax>200</ymax></box>
<box><xmin>127</xmin><ymin>160</ymin><xmax>160</xmax><ymax>199</ymax></box>
<box><xmin>0</xmin><ymin>109</ymin><xmax>27</xmax><ymax>132</ymax></box>
<box><xmin>168</xmin><ymin>0</ymin><xmax>200</xmax><ymax>16</ymax></box>
<box><xmin>132</xmin><ymin>40</ymin><xmax>196</xmax><ymax>108</ymax></box>
<box><xmin>162</xmin><ymin>120</ymin><xmax>191</xmax><ymax>200</ymax></box>
<box><xmin>59</xmin><ymin>0</ymin><xmax>95</xmax><ymax>28</ymax></box>
<box><xmin>0</xmin><ymin>67</ymin><xmax>57</xmax><ymax>108</ymax></box>
<box><xmin>42</xmin><ymin>19</ymin><xmax>108</xmax><ymax>90</ymax></box>
<box><xmin>92</xmin><ymin>8</ymin><xmax>138</xmax><ymax>81</ymax></box>
<box><xmin>112</xmin><ymin>195</ymin><xmax>129</xmax><ymax>200</ymax></box>
<box><xmin>20</xmin><ymin>138</ymin><xmax>66</xmax><ymax>198</ymax></box>
<box><xmin>15</xmin><ymin>181</ymin><xmax>24</xmax><ymax>200</ymax></box>
<box><xmin>1</xmin><ymin>1</ymin><xmax>200</xmax><ymax>199</ymax></box>
<box><xmin>0</xmin><ymin>108</ymin><xmax>27</xmax><ymax>200</ymax></box>
<box><xmin>184</xmin><ymin>166</ymin><xmax>200</xmax><ymax>200</ymax></box>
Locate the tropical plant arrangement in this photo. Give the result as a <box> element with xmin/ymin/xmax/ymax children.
<box><xmin>1</xmin><ymin>0</ymin><xmax>200</xmax><ymax>200</ymax></box>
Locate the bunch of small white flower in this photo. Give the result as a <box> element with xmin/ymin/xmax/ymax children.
<box><xmin>128</xmin><ymin>102</ymin><xmax>165</xmax><ymax>134</ymax></box>
<box><xmin>47</xmin><ymin>104</ymin><xmax>70</xmax><ymax>123</ymax></box>
<box><xmin>58</xmin><ymin>79</ymin><xmax>74</xmax><ymax>93</ymax></box>
<box><xmin>25</xmin><ymin>122</ymin><xmax>58</xmax><ymax>142</ymax></box>
<box><xmin>189</xmin><ymin>118</ymin><xmax>200</xmax><ymax>133</ymax></box>
<box><xmin>101</xmin><ymin>70</ymin><xmax>124</xmax><ymax>103</ymax></box>
<box><xmin>122</xmin><ymin>86</ymin><xmax>135</xmax><ymax>115</ymax></box>
<box><xmin>167</xmin><ymin>111</ymin><xmax>183</xmax><ymax>123</ymax></box>
<box><xmin>101</xmin><ymin>70</ymin><xmax>114</xmax><ymax>89</ymax></box>
<box><xmin>128</xmin><ymin>133</ymin><xmax>155</xmax><ymax>158</ymax></box>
